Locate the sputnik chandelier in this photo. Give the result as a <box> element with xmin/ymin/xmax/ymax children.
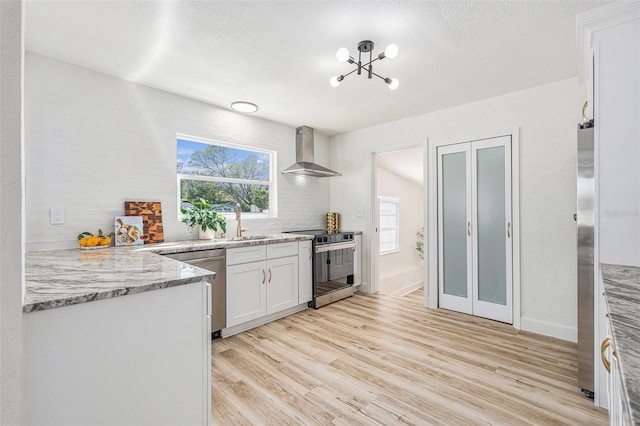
<box><xmin>330</xmin><ymin>40</ymin><xmax>399</xmax><ymax>90</ymax></box>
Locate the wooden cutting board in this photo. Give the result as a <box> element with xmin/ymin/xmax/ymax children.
<box><xmin>124</xmin><ymin>201</ymin><xmax>164</xmax><ymax>244</ymax></box>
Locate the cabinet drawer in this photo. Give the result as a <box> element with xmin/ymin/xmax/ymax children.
<box><xmin>226</xmin><ymin>245</ymin><xmax>266</xmax><ymax>266</ymax></box>
<box><xmin>267</xmin><ymin>242</ymin><xmax>299</xmax><ymax>259</ymax></box>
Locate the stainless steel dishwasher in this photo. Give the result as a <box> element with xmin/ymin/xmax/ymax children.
<box><xmin>164</xmin><ymin>249</ymin><xmax>225</xmax><ymax>338</ymax></box>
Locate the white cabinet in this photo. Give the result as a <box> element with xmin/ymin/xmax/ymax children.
<box><xmin>602</xmin><ymin>332</ymin><xmax>632</xmax><ymax>425</ymax></box>
<box><xmin>298</xmin><ymin>240</ymin><xmax>313</xmax><ymax>303</ymax></box>
<box><xmin>578</xmin><ymin>3</ymin><xmax>640</xmax><ymax>410</ymax></box>
<box><xmin>266</xmin><ymin>255</ymin><xmax>299</xmax><ymax>314</ymax></box>
<box><xmin>226</xmin><ymin>242</ymin><xmax>304</xmax><ymax>332</ymax></box>
<box><xmin>226</xmin><ymin>261</ymin><xmax>267</xmax><ymax>327</ymax></box>
<box><xmin>25</xmin><ymin>282</ymin><xmax>211</xmax><ymax>426</ymax></box>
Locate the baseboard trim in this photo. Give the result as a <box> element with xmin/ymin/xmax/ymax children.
<box><xmin>390</xmin><ymin>281</ymin><xmax>423</xmax><ymax>297</ymax></box>
<box><xmin>520</xmin><ymin>317</ymin><xmax>577</xmax><ymax>342</ymax></box>
<box><xmin>221</xmin><ymin>303</ymin><xmax>308</xmax><ymax>338</ymax></box>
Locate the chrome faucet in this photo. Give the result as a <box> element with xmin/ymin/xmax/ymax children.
<box><xmin>235</xmin><ymin>203</ymin><xmax>246</xmax><ymax>237</ymax></box>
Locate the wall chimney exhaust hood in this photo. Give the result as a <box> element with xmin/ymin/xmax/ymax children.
<box><xmin>281</xmin><ymin>126</ymin><xmax>341</xmax><ymax>177</ymax></box>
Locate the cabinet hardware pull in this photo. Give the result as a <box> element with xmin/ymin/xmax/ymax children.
<box><xmin>601</xmin><ymin>336</ymin><xmax>612</xmax><ymax>373</ymax></box>
<box><xmin>268</xmin><ymin>268</ymin><xmax>272</xmax><ymax>283</ymax></box>
<box><xmin>467</xmin><ymin>222</ymin><xmax>471</xmax><ymax>236</ymax></box>
<box><xmin>262</xmin><ymin>269</ymin><xmax>266</xmax><ymax>284</ymax></box>
<box><xmin>507</xmin><ymin>222</ymin><xmax>511</xmax><ymax>238</ymax></box>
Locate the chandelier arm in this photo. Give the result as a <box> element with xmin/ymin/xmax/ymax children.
<box><xmin>342</xmin><ymin>67</ymin><xmax>360</xmax><ymax>79</ymax></box>
<box><xmin>370</xmin><ymin>70</ymin><xmax>390</xmax><ymax>82</ymax></box>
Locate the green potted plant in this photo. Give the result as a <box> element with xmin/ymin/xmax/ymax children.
<box><xmin>180</xmin><ymin>198</ymin><xmax>227</xmax><ymax>240</ymax></box>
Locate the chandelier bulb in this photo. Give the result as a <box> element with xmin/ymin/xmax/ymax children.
<box><xmin>336</xmin><ymin>48</ymin><xmax>350</xmax><ymax>63</ymax></box>
<box><xmin>388</xmin><ymin>78</ymin><xmax>399</xmax><ymax>90</ymax></box>
<box><xmin>384</xmin><ymin>44</ymin><xmax>399</xmax><ymax>59</ymax></box>
<box><xmin>330</xmin><ymin>76</ymin><xmax>341</xmax><ymax>87</ymax></box>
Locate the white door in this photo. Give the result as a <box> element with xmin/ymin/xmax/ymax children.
<box><xmin>226</xmin><ymin>261</ymin><xmax>266</xmax><ymax>327</ymax></box>
<box><xmin>266</xmin><ymin>256</ymin><xmax>299</xmax><ymax>315</ymax></box>
<box><xmin>437</xmin><ymin>143</ymin><xmax>473</xmax><ymax>315</ymax></box>
<box><xmin>438</xmin><ymin>136</ymin><xmax>513</xmax><ymax>323</ymax></box>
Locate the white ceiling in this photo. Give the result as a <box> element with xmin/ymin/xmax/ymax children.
<box><xmin>25</xmin><ymin>0</ymin><xmax>607</xmax><ymax>137</ymax></box>
<box><xmin>377</xmin><ymin>147</ymin><xmax>424</xmax><ymax>187</ymax></box>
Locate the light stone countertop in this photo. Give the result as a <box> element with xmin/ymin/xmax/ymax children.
<box><xmin>601</xmin><ymin>263</ymin><xmax>640</xmax><ymax>425</ymax></box>
<box><xmin>133</xmin><ymin>233</ymin><xmax>313</xmax><ymax>255</ymax></box>
<box><xmin>24</xmin><ymin>233</ymin><xmax>314</xmax><ymax>313</ymax></box>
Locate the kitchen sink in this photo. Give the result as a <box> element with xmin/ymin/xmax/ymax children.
<box><xmin>227</xmin><ymin>234</ymin><xmax>285</xmax><ymax>241</ymax></box>
<box><xmin>228</xmin><ymin>235</ymin><xmax>269</xmax><ymax>241</ymax></box>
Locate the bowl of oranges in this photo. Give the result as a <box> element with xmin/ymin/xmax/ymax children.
<box><xmin>77</xmin><ymin>229</ymin><xmax>114</xmax><ymax>250</ymax></box>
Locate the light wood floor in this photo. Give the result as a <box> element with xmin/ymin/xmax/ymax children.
<box><xmin>211</xmin><ymin>290</ymin><xmax>607</xmax><ymax>425</ymax></box>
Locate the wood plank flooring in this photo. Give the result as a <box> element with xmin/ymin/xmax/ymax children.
<box><xmin>211</xmin><ymin>290</ymin><xmax>607</xmax><ymax>425</ymax></box>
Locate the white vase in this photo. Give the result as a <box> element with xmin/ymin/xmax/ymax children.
<box><xmin>198</xmin><ymin>226</ymin><xmax>217</xmax><ymax>240</ymax></box>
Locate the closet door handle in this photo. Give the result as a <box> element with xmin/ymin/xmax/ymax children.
<box><xmin>467</xmin><ymin>222</ymin><xmax>471</xmax><ymax>236</ymax></box>
<box><xmin>601</xmin><ymin>336</ymin><xmax>612</xmax><ymax>373</ymax></box>
<box><xmin>507</xmin><ymin>222</ymin><xmax>511</xmax><ymax>238</ymax></box>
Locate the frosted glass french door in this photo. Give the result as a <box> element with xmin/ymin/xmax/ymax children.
<box><xmin>437</xmin><ymin>136</ymin><xmax>513</xmax><ymax>324</ymax></box>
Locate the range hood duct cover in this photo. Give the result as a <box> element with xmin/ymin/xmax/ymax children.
<box><xmin>281</xmin><ymin>126</ymin><xmax>341</xmax><ymax>177</ymax></box>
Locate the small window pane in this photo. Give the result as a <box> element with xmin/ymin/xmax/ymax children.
<box><xmin>379</xmin><ymin>195</ymin><xmax>400</xmax><ymax>253</ymax></box>
<box><xmin>178</xmin><ymin>139</ymin><xmax>269</xmax><ymax>181</ymax></box>
<box><xmin>180</xmin><ymin>180</ymin><xmax>269</xmax><ymax>213</ymax></box>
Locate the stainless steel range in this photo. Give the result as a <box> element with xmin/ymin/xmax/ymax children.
<box><xmin>286</xmin><ymin>230</ymin><xmax>356</xmax><ymax>308</ymax></box>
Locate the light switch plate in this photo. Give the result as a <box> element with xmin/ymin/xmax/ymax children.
<box><xmin>355</xmin><ymin>208</ymin><xmax>364</xmax><ymax>217</ymax></box>
<box><xmin>50</xmin><ymin>208</ymin><xmax>65</xmax><ymax>225</ymax></box>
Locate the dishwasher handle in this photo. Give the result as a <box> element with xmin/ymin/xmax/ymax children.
<box><xmin>186</xmin><ymin>256</ymin><xmax>226</xmax><ymax>264</ymax></box>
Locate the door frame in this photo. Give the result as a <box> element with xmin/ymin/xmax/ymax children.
<box><xmin>427</xmin><ymin>128</ymin><xmax>521</xmax><ymax>329</ymax></box>
<box><xmin>369</xmin><ymin>141</ymin><xmax>428</xmax><ymax>296</ymax></box>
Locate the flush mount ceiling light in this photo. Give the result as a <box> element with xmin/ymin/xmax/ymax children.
<box><xmin>230</xmin><ymin>101</ymin><xmax>258</xmax><ymax>113</ymax></box>
<box><xmin>330</xmin><ymin>40</ymin><xmax>399</xmax><ymax>90</ymax></box>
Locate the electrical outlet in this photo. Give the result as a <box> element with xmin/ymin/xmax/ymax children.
<box><xmin>50</xmin><ymin>208</ymin><xmax>65</xmax><ymax>225</ymax></box>
<box><xmin>355</xmin><ymin>208</ymin><xmax>364</xmax><ymax>217</ymax></box>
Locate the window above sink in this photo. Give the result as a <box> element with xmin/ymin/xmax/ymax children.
<box><xmin>176</xmin><ymin>134</ymin><xmax>277</xmax><ymax>219</ymax></box>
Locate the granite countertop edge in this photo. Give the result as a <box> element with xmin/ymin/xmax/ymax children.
<box><xmin>24</xmin><ymin>233</ymin><xmax>314</xmax><ymax>313</ymax></box>
<box><xmin>601</xmin><ymin>263</ymin><xmax>640</xmax><ymax>425</ymax></box>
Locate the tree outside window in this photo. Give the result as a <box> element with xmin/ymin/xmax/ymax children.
<box><xmin>177</xmin><ymin>136</ymin><xmax>275</xmax><ymax>215</ymax></box>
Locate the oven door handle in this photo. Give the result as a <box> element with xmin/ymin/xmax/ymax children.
<box><xmin>315</xmin><ymin>241</ymin><xmax>356</xmax><ymax>254</ymax></box>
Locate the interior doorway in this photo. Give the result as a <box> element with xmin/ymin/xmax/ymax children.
<box><xmin>374</xmin><ymin>147</ymin><xmax>425</xmax><ymax>296</ymax></box>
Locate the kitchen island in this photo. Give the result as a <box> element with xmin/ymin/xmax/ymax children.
<box><xmin>601</xmin><ymin>263</ymin><xmax>640</xmax><ymax>425</ymax></box>
<box><xmin>24</xmin><ymin>247</ymin><xmax>215</xmax><ymax>426</ymax></box>
<box><xmin>24</xmin><ymin>247</ymin><xmax>215</xmax><ymax>312</ymax></box>
<box><xmin>23</xmin><ymin>233</ymin><xmax>314</xmax><ymax>425</ymax></box>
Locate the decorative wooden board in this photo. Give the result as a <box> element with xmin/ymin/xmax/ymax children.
<box><xmin>124</xmin><ymin>201</ymin><xmax>164</xmax><ymax>244</ymax></box>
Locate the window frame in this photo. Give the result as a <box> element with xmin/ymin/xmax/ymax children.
<box><xmin>176</xmin><ymin>133</ymin><xmax>278</xmax><ymax>220</ymax></box>
<box><xmin>378</xmin><ymin>195</ymin><xmax>400</xmax><ymax>254</ymax></box>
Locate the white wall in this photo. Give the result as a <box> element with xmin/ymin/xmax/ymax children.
<box><xmin>0</xmin><ymin>0</ymin><xmax>26</xmax><ymax>423</ymax></box>
<box><xmin>24</xmin><ymin>53</ymin><xmax>331</xmax><ymax>251</ymax></box>
<box><xmin>377</xmin><ymin>165</ymin><xmax>424</xmax><ymax>295</ymax></box>
<box><xmin>330</xmin><ymin>77</ymin><xmax>585</xmax><ymax>341</ymax></box>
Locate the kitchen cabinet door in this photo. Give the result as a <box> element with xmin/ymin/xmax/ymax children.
<box><xmin>298</xmin><ymin>240</ymin><xmax>312</xmax><ymax>304</ymax></box>
<box><xmin>266</xmin><ymin>256</ymin><xmax>299</xmax><ymax>315</ymax></box>
<box><xmin>226</xmin><ymin>261</ymin><xmax>266</xmax><ymax>327</ymax></box>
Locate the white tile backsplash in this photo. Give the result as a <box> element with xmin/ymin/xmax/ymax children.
<box><xmin>25</xmin><ymin>53</ymin><xmax>330</xmax><ymax>251</ymax></box>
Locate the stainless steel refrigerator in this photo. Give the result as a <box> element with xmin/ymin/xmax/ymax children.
<box><xmin>577</xmin><ymin>122</ymin><xmax>594</xmax><ymax>399</ymax></box>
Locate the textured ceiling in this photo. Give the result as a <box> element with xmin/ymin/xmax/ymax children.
<box><xmin>25</xmin><ymin>0</ymin><xmax>608</xmax><ymax>136</ymax></box>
